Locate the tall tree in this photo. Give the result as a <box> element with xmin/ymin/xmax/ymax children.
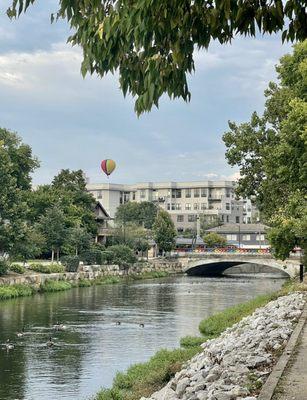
<box><xmin>29</xmin><ymin>169</ymin><xmax>97</xmax><ymax>235</ymax></box>
<box><xmin>52</xmin><ymin>169</ymin><xmax>97</xmax><ymax>235</ymax></box>
<box><xmin>38</xmin><ymin>206</ymin><xmax>67</xmax><ymax>262</ymax></box>
<box><xmin>0</xmin><ymin>128</ymin><xmax>38</xmax><ymax>255</ymax></box>
<box><xmin>9</xmin><ymin>1</ymin><xmax>307</xmax><ymax>114</ymax></box>
<box><xmin>223</xmin><ymin>41</ymin><xmax>307</xmax><ymax>260</ymax></box>
<box><xmin>153</xmin><ymin>210</ymin><xmax>177</xmax><ymax>253</ymax></box>
<box><xmin>11</xmin><ymin>226</ymin><xmax>45</xmax><ymax>264</ymax></box>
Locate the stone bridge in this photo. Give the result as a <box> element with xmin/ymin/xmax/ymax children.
<box><xmin>178</xmin><ymin>253</ymin><xmax>300</xmax><ymax>278</ymax></box>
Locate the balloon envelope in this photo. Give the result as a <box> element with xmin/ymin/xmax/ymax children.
<box><xmin>101</xmin><ymin>159</ymin><xmax>116</xmax><ymax>176</ymax></box>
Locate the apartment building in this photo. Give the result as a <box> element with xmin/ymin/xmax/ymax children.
<box><xmin>86</xmin><ymin>181</ymin><xmax>254</xmax><ymax>232</ymax></box>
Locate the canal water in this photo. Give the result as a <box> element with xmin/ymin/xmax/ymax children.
<box><xmin>0</xmin><ymin>275</ymin><xmax>286</xmax><ymax>400</ymax></box>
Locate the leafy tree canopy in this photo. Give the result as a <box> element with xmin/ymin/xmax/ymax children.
<box><xmin>115</xmin><ymin>201</ymin><xmax>157</xmax><ymax>229</ymax></box>
<box><xmin>0</xmin><ymin>128</ymin><xmax>38</xmax><ymax>254</ymax></box>
<box><xmin>29</xmin><ymin>169</ymin><xmax>97</xmax><ymax>235</ymax></box>
<box><xmin>8</xmin><ymin>1</ymin><xmax>307</xmax><ymax>115</ymax></box>
<box><xmin>153</xmin><ymin>210</ymin><xmax>177</xmax><ymax>253</ymax></box>
<box><xmin>203</xmin><ymin>232</ymin><xmax>227</xmax><ymax>248</ymax></box>
<box><xmin>223</xmin><ymin>41</ymin><xmax>307</xmax><ymax>259</ymax></box>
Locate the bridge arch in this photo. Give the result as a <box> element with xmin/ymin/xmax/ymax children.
<box><xmin>184</xmin><ymin>258</ymin><xmax>293</xmax><ymax>277</ymax></box>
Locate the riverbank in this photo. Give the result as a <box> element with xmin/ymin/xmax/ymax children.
<box><xmin>94</xmin><ymin>280</ymin><xmax>307</xmax><ymax>400</ymax></box>
<box><xmin>0</xmin><ymin>270</ymin><xmax>172</xmax><ymax>301</ymax></box>
<box><xmin>0</xmin><ymin>259</ymin><xmax>184</xmax><ymax>301</ymax></box>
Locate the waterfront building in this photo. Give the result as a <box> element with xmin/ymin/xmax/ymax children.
<box><xmin>87</xmin><ymin>180</ymin><xmax>257</xmax><ymax>233</ymax></box>
<box><xmin>205</xmin><ymin>223</ymin><xmax>269</xmax><ymax>249</ymax></box>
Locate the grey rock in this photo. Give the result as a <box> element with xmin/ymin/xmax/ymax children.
<box><xmin>176</xmin><ymin>378</ymin><xmax>190</xmax><ymax>397</ymax></box>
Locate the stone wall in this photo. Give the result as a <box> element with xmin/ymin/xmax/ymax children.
<box><xmin>0</xmin><ymin>260</ymin><xmax>184</xmax><ymax>287</ymax></box>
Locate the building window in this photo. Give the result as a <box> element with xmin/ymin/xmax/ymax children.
<box><xmin>185</xmin><ymin>189</ymin><xmax>191</xmax><ymax>198</ymax></box>
<box><xmin>201</xmin><ymin>203</ymin><xmax>207</xmax><ymax>210</ymax></box>
<box><xmin>188</xmin><ymin>214</ymin><xmax>197</xmax><ymax>222</ymax></box>
<box><xmin>256</xmin><ymin>234</ymin><xmax>265</xmax><ymax>241</ymax></box>
<box><xmin>172</xmin><ymin>189</ymin><xmax>182</xmax><ymax>199</ymax></box>
<box><xmin>226</xmin><ymin>203</ymin><xmax>230</xmax><ymax>210</ymax></box>
<box><xmin>185</xmin><ymin>203</ymin><xmax>191</xmax><ymax>210</ymax></box>
<box><xmin>194</xmin><ymin>188</ymin><xmax>200</xmax><ymax>198</ymax></box>
<box><xmin>171</xmin><ymin>203</ymin><xmax>176</xmax><ymax>210</ymax></box>
<box><xmin>140</xmin><ymin>189</ymin><xmax>145</xmax><ymax>199</ymax></box>
<box><xmin>167</xmin><ymin>203</ymin><xmax>171</xmax><ymax>210</ymax></box>
<box><xmin>194</xmin><ymin>203</ymin><xmax>199</xmax><ymax>210</ymax></box>
<box><xmin>242</xmin><ymin>234</ymin><xmax>251</xmax><ymax>241</ymax></box>
<box><xmin>236</xmin><ymin>216</ymin><xmax>240</xmax><ymax>223</ymax></box>
<box><xmin>177</xmin><ymin>215</ymin><xmax>184</xmax><ymax>222</ymax></box>
<box><xmin>177</xmin><ymin>227</ymin><xmax>184</xmax><ymax>233</ymax></box>
<box><xmin>175</xmin><ymin>203</ymin><xmax>181</xmax><ymax>210</ymax></box>
<box><xmin>132</xmin><ymin>192</ymin><xmax>136</xmax><ymax>200</ymax></box>
<box><xmin>97</xmin><ymin>190</ymin><xmax>102</xmax><ymax>199</ymax></box>
<box><xmin>221</xmin><ymin>215</ymin><xmax>224</xmax><ymax>221</ymax></box>
<box><xmin>226</xmin><ymin>215</ymin><xmax>229</xmax><ymax>223</ymax></box>
<box><xmin>201</xmin><ymin>188</ymin><xmax>207</xmax><ymax>197</ymax></box>
<box><xmin>226</xmin><ymin>234</ymin><xmax>237</xmax><ymax>241</ymax></box>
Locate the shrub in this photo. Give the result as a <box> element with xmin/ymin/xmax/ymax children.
<box><xmin>61</xmin><ymin>255</ymin><xmax>80</xmax><ymax>272</ymax></box>
<box><xmin>29</xmin><ymin>263</ymin><xmax>65</xmax><ymax>274</ymax></box>
<box><xmin>107</xmin><ymin>245</ymin><xmax>137</xmax><ymax>266</ymax></box>
<box><xmin>80</xmin><ymin>249</ymin><xmax>104</xmax><ymax>265</ymax></box>
<box><xmin>9</xmin><ymin>264</ymin><xmax>26</xmax><ymax>274</ymax></box>
<box><xmin>100</xmin><ymin>250</ymin><xmax>115</xmax><ymax>264</ymax></box>
<box><xmin>0</xmin><ymin>260</ymin><xmax>9</xmax><ymax>276</ymax></box>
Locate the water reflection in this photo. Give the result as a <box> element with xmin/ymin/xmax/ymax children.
<box><xmin>0</xmin><ymin>275</ymin><xmax>286</xmax><ymax>400</ymax></box>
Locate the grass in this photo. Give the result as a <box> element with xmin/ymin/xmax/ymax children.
<box><xmin>40</xmin><ymin>280</ymin><xmax>72</xmax><ymax>292</ymax></box>
<box><xmin>96</xmin><ymin>348</ymin><xmax>200</xmax><ymax>400</ymax></box>
<box><xmin>0</xmin><ymin>284</ymin><xmax>36</xmax><ymax>300</ymax></box>
<box><xmin>94</xmin><ymin>279</ymin><xmax>307</xmax><ymax>400</ymax></box>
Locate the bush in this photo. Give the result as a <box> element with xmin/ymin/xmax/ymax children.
<box><xmin>80</xmin><ymin>249</ymin><xmax>104</xmax><ymax>265</ymax></box>
<box><xmin>99</xmin><ymin>250</ymin><xmax>115</xmax><ymax>264</ymax></box>
<box><xmin>107</xmin><ymin>245</ymin><xmax>137</xmax><ymax>266</ymax></box>
<box><xmin>0</xmin><ymin>260</ymin><xmax>9</xmax><ymax>276</ymax></box>
<box><xmin>29</xmin><ymin>263</ymin><xmax>65</xmax><ymax>274</ymax></box>
<box><xmin>61</xmin><ymin>255</ymin><xmax>80</xmax><ymax>272</ymax></box>
<box><xmin>9</xmin><ymin>264</ymin><xmax>26</xmax><ymax>274</ymax></box>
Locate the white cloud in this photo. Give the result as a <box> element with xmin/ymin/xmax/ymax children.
<box><xmin>0</xmin><ymin>42</ymin><xmax>121</xmax><ymax>103</ymax></box>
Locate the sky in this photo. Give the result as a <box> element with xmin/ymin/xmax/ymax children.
<box><xmin>0</xmin><ymin>1</ymin><xmax>292</xmax><ymax>185</ymax></box>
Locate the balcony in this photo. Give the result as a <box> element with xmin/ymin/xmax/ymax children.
<box><xmin>208</xmin><ymin>196</ymin><xmax>222</xmax><ymax>201</ymax></box>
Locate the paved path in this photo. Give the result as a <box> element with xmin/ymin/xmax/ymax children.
<box><xmin>272</xmin><ymin>320</ymin><xmax>307</xmax><ymax>400</ymax></box>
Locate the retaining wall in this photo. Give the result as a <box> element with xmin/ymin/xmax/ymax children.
<box><xmin>0</xmin><ymin>260</ymin><xmax>183</xmax><ymax>287</ymax></box>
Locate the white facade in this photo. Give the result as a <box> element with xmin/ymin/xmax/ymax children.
<box><xmin>86</xmin><ymin>181</ymin><xmax>254</xmax><ymax>232</ymax></box>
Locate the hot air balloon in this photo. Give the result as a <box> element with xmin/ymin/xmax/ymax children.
<box><xmin>101</xmin><ymin>159</ymin><xmax>116</xmax><ymax>177</ymax></box>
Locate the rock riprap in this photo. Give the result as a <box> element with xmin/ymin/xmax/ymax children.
<box><xmin>144</xmin><ymin>293</ymin><xmax>305</xmax><ymax>400</ymax></box>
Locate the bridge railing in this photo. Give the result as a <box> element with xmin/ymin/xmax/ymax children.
<box><xmin>174</xmin><ymin>247</ymin><xmax>272</xmax><ymax>255</ymax></box>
